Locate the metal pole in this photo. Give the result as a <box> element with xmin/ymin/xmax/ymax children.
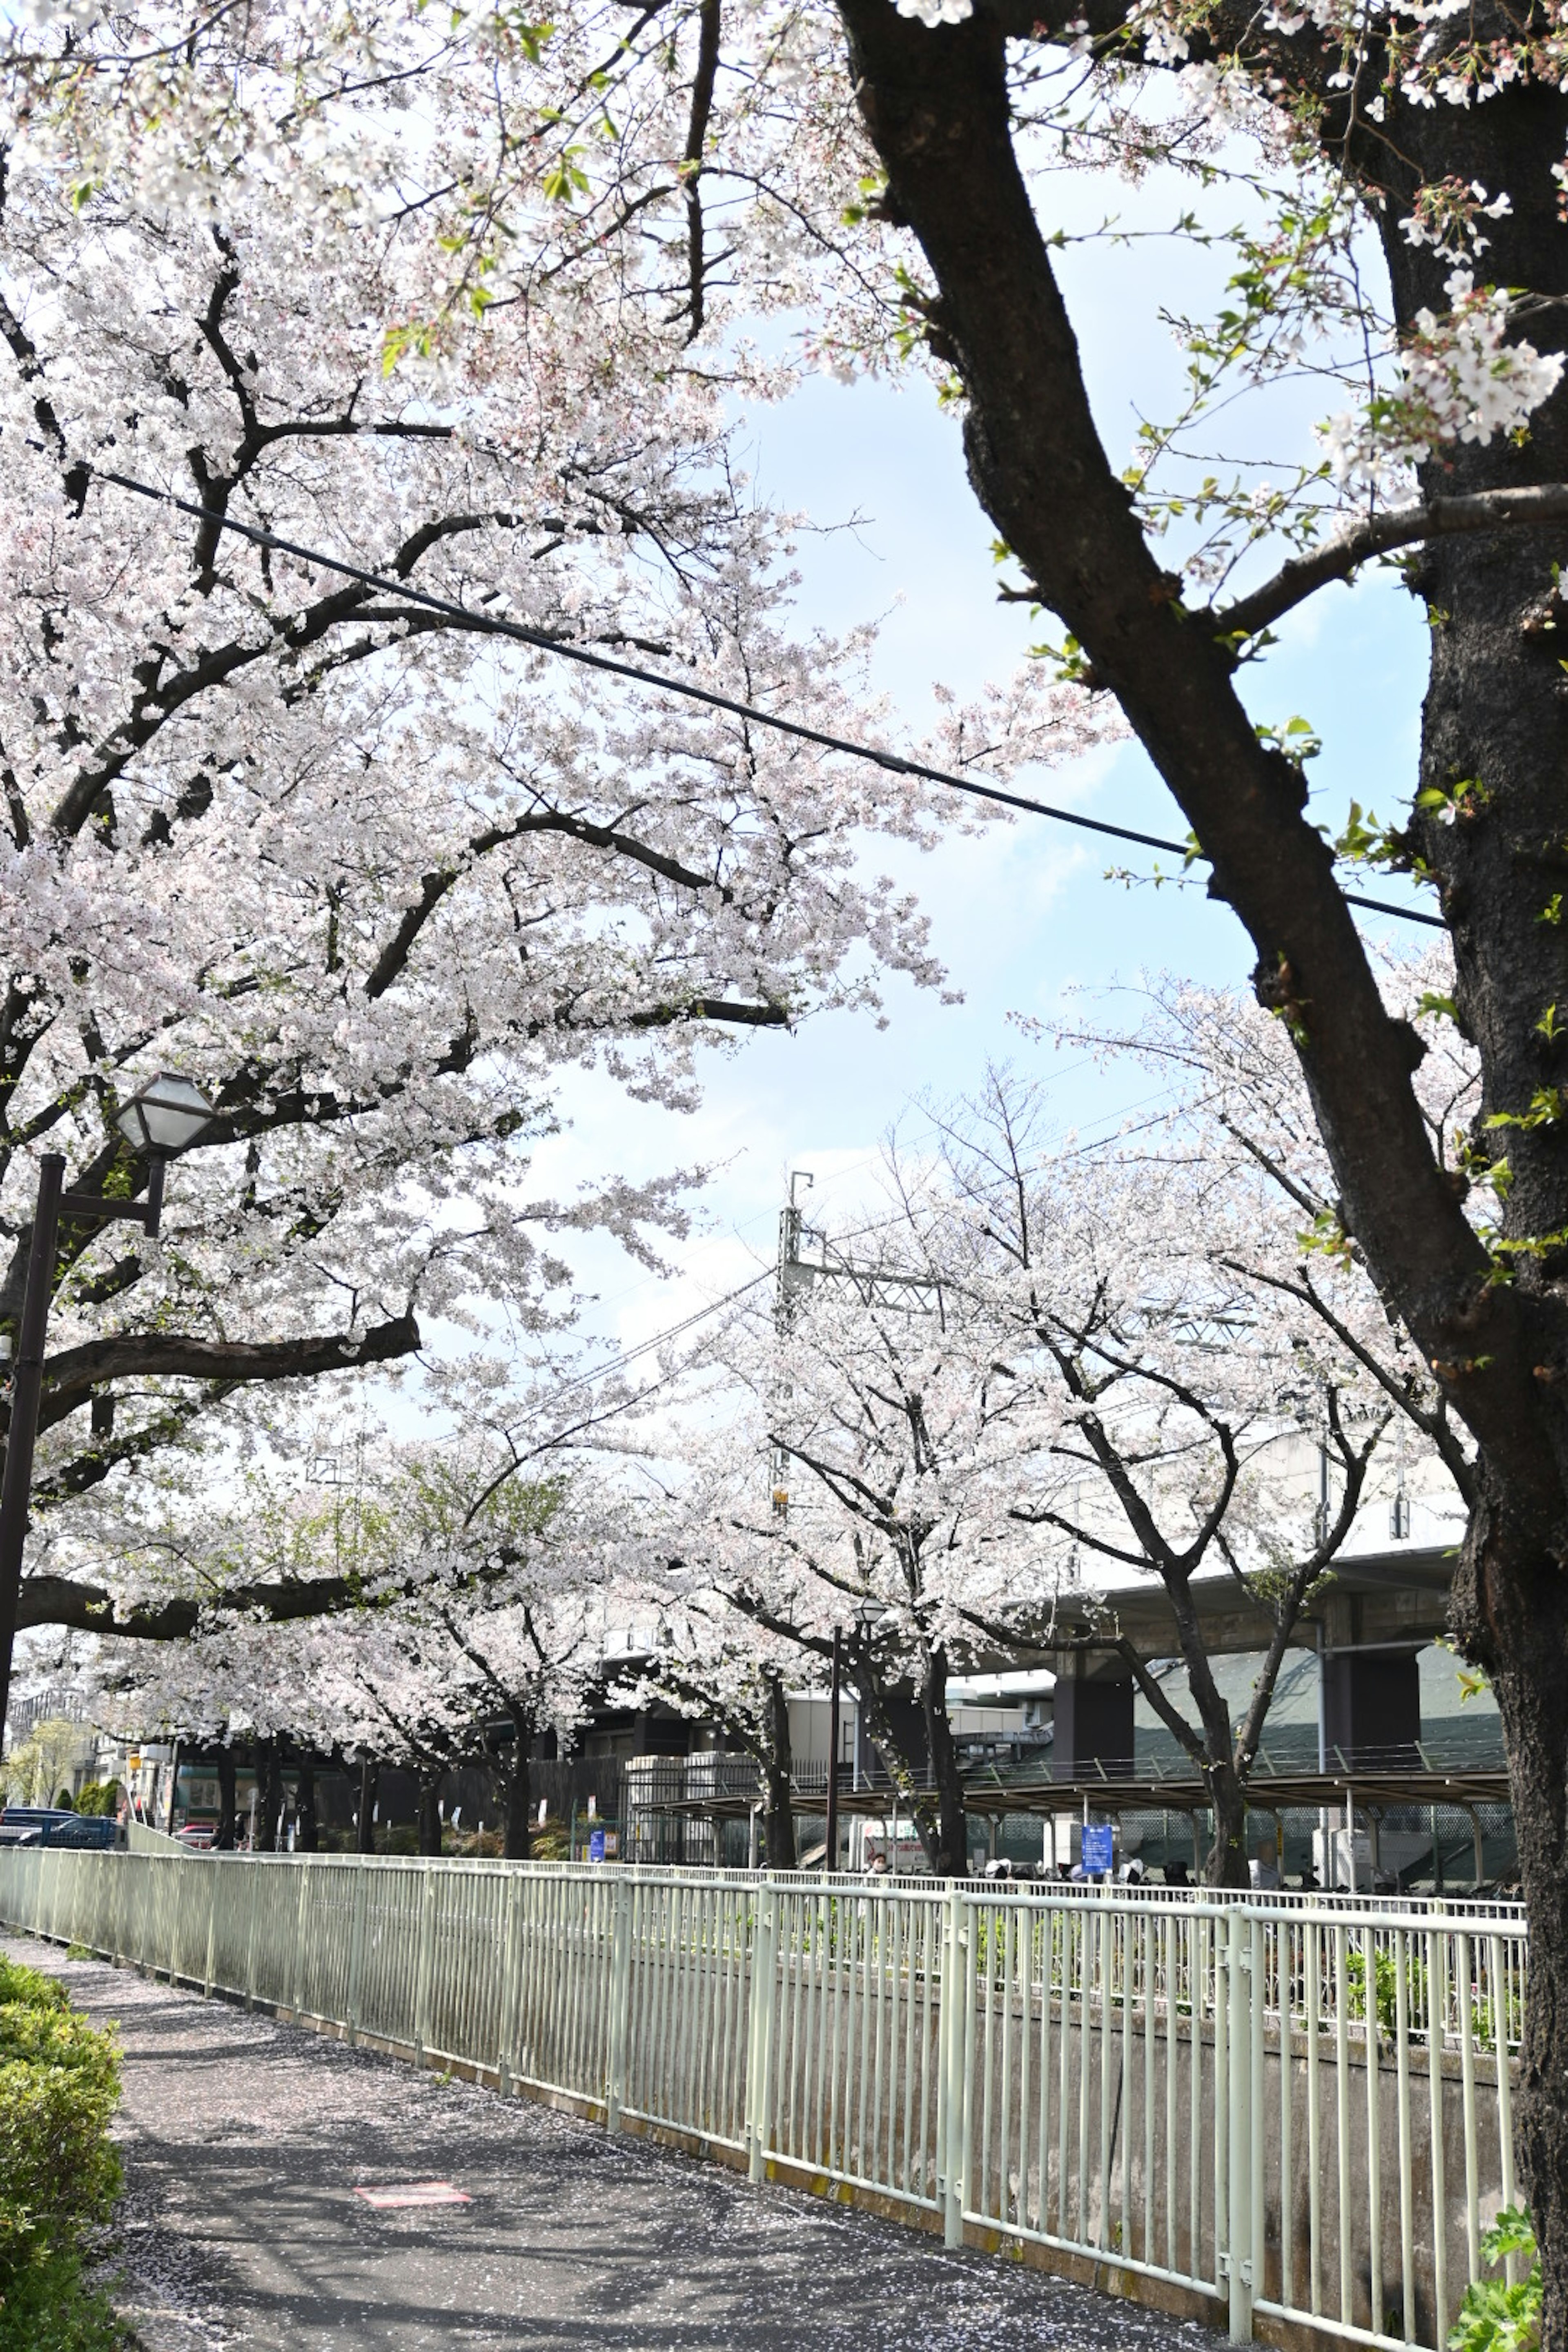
<box><xmin>0</xmin><ymin>1155</ymin><xmax>64</xmax><ymax>1746</ymax></box>
<box><xmin>826</xmin><ymin>1629</ymin><xmax>841</xmax><ymax>1872</ymax></box>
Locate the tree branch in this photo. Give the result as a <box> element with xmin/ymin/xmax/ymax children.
<box><xmin>35</xmin><ymin>1312</ymin><xmax>421</xmax><ymax>1432</ymax></box>
<box><xmin>1212</xmin><ymin>485</ymin><xmax>1568</xmax><ymax>644</ymax></box>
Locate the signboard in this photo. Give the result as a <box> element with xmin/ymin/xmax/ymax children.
<box><xmin>1081</xmin><ymin>1822</ymin><xmax>1114</xmax><ymax>1875</ymax></box>
<box><xmin>588</xmin><ymin>1828</ymin><xmax>606</xmax><ymax>1863</ymax></box>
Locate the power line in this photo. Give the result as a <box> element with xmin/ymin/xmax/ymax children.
<box><xmin>98</xmin><ymin>468</ymin><xmax>1443</xmax><ymax>932</ymax></box>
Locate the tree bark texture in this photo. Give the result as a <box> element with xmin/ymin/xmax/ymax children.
<box><xmin>256</xmin><ymin>1740</ymin><xmax>286</xmax><ymax>1854</ymax></box>
<box><xmin>1204</xmin><ymin>1763</ymin><xmax>1250</xmax><ymax>1893</ymax></box>
<box><xmin>503</xmin><ymin>1737</ymin><xmax>533</xmax><ymax>1861</ymax></box>
<box><xmin>763</xmin><ymin>1672</ymin><xmax>797</xmax><ymax>1869</ymax></box>
<box><xmin>858</xmin><ymin>1656</ymin><xmax>968</xmax><ymax>1875</ymax></box>
<box><xmin>417</xmin><ymin>1766</ymin><xmax>444</xmax><ymax>1858</ymax></box>
<box><xmin>294</xmin><ymin>1760</ymin><xmax>318</xmax><ymax>1852</ymax></box>
<box><xmin>830</xmin><ymin>0</ymin><xmax>1568</xmax><ymax>2298</ymax></box>
<box><xmin>356</xmin><ymin>1753</ymin><xmax>378</xmax><ymax>1854</ymax></box>
<box><xmin>215</xmin><ymin>1745</ymin><xmax>237</xmax><ymax>1851</ymax></box>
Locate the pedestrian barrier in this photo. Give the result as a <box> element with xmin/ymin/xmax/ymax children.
<box><xmin>0</xmin><ymin>1847</ymin><xmax>1523</xmax><ymax>2352</ymax></box>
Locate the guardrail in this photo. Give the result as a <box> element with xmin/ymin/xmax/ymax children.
<box><xmin>0</xmin><ymin>1849</ymin><xmax>1521</xmax><ymax>2352</ymax></box>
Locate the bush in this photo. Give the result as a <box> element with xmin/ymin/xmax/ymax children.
<box><xmin>72</xmin><ymin>1784</ymin><xmax>121</xmax><ymax>1820</ymax></box>
<box><xmin>1450</xmin><ymin>2209</ymin><xmax>1541</xmax><ymax>2352</ymax></box>
<box><xmin>0</xmin><ymin>1958</ymin><xmax>121</xmax><ymax>2299</ymax></box>
<box><xmin>0</xmin><ymin>2245</ymin><xmax>122</xmax><ymax>2352</ymax></box>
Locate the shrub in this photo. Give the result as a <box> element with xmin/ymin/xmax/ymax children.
<box><xmin>72</xmin><ymin>1784</ymin><xmax>121</xmax><ymax>1820</ymax></box>
<box><xmin>0</xmin><ymin>2245</ymin><xmax>122</xmax><ymax>2352</ymax></box>
<box><xmin>0</xmin><ymin>1956</ymin><xmax>67</xmax><ymax>2011</ymax></box>
<box><xmin>0</xmin><ymin>1960</ymin><xmax>121</xmax><ymax>2293</ymax></box>
<box><xmin>1450</xmin><ymin>2208</ymin><xmax>1541</xmax><ymax>2352</ymax></box>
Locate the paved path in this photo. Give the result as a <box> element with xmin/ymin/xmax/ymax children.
<box><xmin>7</xmin><ymin>1933</ymin><xmax>1225</xmax><ymax>2352</ymax></box>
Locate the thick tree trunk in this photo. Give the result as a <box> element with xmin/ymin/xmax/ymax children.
<box><xmin>1203</xmin><ymin>1762</ymin><xmax>1250</xmax><ymax>1891</ymax></box>
<box><xmin>827</xmin><ymin>0</ymin><xmax>1568</xmax><ymax>2319</ymax></box>
<box><xmin>763</xmin><ymin>1673</ymin><xmax>797</xmax><ymax>1869</ymax></box>
<box><xmin>922</xmin><ymin>1650</ymin><xmax>968</xmax><ymax>1878</ymax></box>
<box><xmin>356</xmin><ymin>1753</ymin><xmax>377</xmax><ymax>1854</ymax></box>
<box><xmin>295</xmin><ymin>1759</ymin><xmax>318</xmax><ymax>1852</ymax></box>
<box><xmin>1454</xmin><ymin>1509</ymin><xmax>1568</xmax><ymax>2333</ymax></box>
<box><xmin>503</xmin><ymin>1744</ymin><xmax>532</xmax><ymax>1861</ymax></box>
<box><xmin>256</xmin><ymin>1739</ymin><xmax>286</xmax><ymax>1853</ymax></box>
<box><xmin>417</xmin><ymin>1766</ymin><xmax>444</xmax><ymax>1858</ymax></box>
<box><xmin>214</xmin><ymin>1745</ymin><xmax>237</xmax><ymax>1851</ymax></box>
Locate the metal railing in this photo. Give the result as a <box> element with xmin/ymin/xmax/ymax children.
<box><xmin>0</xmin><ymin>1848</ymin><xmax>1521</xmax><ymax>2352</ymax></box>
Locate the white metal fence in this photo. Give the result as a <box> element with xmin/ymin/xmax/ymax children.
<box><xmin>0</xmin><ymin>1849</ymin><xmax>1523</xmax><ymax>2352</ymax></box>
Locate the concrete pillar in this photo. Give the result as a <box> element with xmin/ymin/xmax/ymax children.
<box><xmin>1051</xmin><ymin>1666</ymin><xmax>1134</xmax><ymax>1780</ymax></box>
<box><xmin>1322</xmin><ymin>1646</ymin><xmax>1421</xmax><ymax>1765</ymax></box>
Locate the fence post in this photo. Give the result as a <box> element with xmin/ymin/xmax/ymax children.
<box><xmin>345</xmin><ymin>1863</ymin><xmax>369</xmax><ymax>2048</ymax></box>
<box><xmin>941</xmin><ymin>1881</ymin><xmax>969</xmax><ymax>2250</ymax></box>
<box><xmin>1249</xmin><ymin>1910</ymin><xmax>1266</xmax><ymax>2318</ymax></box>
<box><xmin>290</xmin><ymin>1863</ymin><xmax>310</xmax><ymax>2022</ymax></box>
<box><xmin>496</xmin><ymin>1870</ymin><xmax>528</xmax><ymax>2099</ymax></box>
<box><xmin>746</xmin><ymin>1878</ymin><xmax>778</xmax><ymax>2183</ymax></box>
<box><xmin>243</xmin><ymin>1860</ymin><xmax>261</xmax><ymax>2012</ymax></box>
<box><xmin>202</xmin><ymin>1863</ymin><xmax>218</xmax><ymax>1999</ymax></box>
<box><xmin>413</xmin><ymin>1864</ymin><xmax>437</xmax><ymax>2066</ymax></box>
<box><xmin>606</xmin><ymin>1873</ymin><xmax>634</xmax><ymax>2134</ymax></box>
<box><xmin>1225</xmin><ymin>1904</ymin><xmax>1255</xmax><ymax>2343</ymax></box>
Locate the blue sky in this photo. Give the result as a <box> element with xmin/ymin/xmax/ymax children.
<box><xmin>528</xmin><ymin>167</ymin><xmax>1437</xmax><ymax>1363</ymax></box>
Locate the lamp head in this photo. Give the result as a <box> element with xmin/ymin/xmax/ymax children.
<box><xmin>114</xmin><ymin>1072</ymin><xmax>216</xmax><ymax>1158</ymax></box>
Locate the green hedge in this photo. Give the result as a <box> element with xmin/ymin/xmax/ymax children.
<box><xmin>0</xmin><ymin>1956</ymin><xmax>123</xmax><ymax>2350</ymax></box>
<box><xmin>72</xmin><ymin>1784</ymin><xmax>122</xmax><ymax>1820</ymax></box>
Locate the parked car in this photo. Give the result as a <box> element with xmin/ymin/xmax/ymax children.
<box><xmin>0</xmin><ymin>1807</ymin><xmax>124</xmax><ymax>1850</ymax></box>
<box><xmin>175</xmin><ymin>1820</ymin><xmax>216</xmax><ymax>1849</ymax></box>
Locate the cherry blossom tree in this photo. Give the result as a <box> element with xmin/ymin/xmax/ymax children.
<box><xmin>12</xmin><ymin>0</ymin><xmax>1568</xmax><ymax>2289</ymax></box>
<box><xmin>0</xmin><ymin>127</ymin><xmax>1056</xmax><ymax>1699</ymax></box>
<box><xmin>84</xmin><ymin>1430</ymin><xmax>618</xmax><ymax>1850</ymax></box>
<box><xmin>665</xmin><ymin>1058</ymin><xmax>1462</xmax><ymax>1878</ymax></box>
<box><xmin>608</xmin><ymin>1589</ymin><xmax>806</xmax><ymax>1863</ymax></box>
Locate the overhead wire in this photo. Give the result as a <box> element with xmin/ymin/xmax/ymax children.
<box><xmin>99</xmin><ymin>468</ymin><xmax>1444</xmax><ymax>932</ymax></box>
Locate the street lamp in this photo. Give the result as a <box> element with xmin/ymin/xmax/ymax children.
<box><xmin>0</xmin><ymin>1074</ymin><xmax>216</xmax><ymax>1744</ymax></box>
<box><xmin>114</xmin><ymin>1072</ymin><xmax>217</xmax><ymax>1234</ymax></box>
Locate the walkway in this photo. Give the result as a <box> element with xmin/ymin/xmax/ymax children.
<box><xmin>6</xmin><ymin>1933</ymin><xmax>1225</xmax><ymax>2352</ymax></box>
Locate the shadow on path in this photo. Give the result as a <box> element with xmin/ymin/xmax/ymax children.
<box><xmin>3</xmin><ymin>1933</ymin><xmax>1226</xmax><ymax>2352</ymax></box>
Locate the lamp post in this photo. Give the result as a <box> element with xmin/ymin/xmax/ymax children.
<box><xmin>0</xmin><ymin>1074</ymin><xmax>216</xmax><ymax>1746</ymax></box>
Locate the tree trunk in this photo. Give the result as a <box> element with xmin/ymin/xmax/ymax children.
<box><xmin>503</xmin><ymin>1740</ymin><xmax>532</xmax><ymax>1861</ymax></box>
<box><xmin>356</xmin><ymin>1753</ymin><xmax>377</xmax><ymax>1854</ymax></box>
<box><xmin>295</xmin><ymin>1759</ymin><xmax>318</xmax><ymax>1852</ymax></box>
<box><xmin>763</xmin><ymin>1673</ymin><xmax>797</xmax><ymax>1869</ymax></box>
<box><xmin>921</xmin><ymin>1649</ymin><xmax>968</xmax><ymax>1878</ymax></box>
<box><xmin>826</xmin><ymin>0</ymin><xmax>1568</xmax><ymax>2316</ymax></box>
<box><xmin>417</xmin><ymin>1765</ymin><xmax>444</xmax><ymax>1858</ymax></box>
<box><xmin>1455</xmin><ymin>1511</ymin><xmax>1568</xmax><ymax>2331</ymax></box>
<box><xmin>857</xmin><ymin>1655</ymin><xmax>967</xmax><ymax>1877</ymax></box>
<box><xmin>214</xmin><ymin>1745</ymin><xmax>237</xmax><ymax>1851</ymax></box>
<box><xmin>257</xmin><ymin>1739</ymin><xmax>287</xmax><ymax>1853</ymax></box>
<box><xmin>1204</xmin><ymin>1761</ymin><xmax>1250</xmax><ymax>1891</ymax></box>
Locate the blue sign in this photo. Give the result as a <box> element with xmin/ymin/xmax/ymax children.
<box><xmin>1081</xmin><ymin>1823</ymin><xmax>1114</xmax><ymax>1875</ymax></box>
<box><xmin>588</xmin><ymin>1828</ymin><xmax>606</xmax><ymax>1863</ymax></box>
